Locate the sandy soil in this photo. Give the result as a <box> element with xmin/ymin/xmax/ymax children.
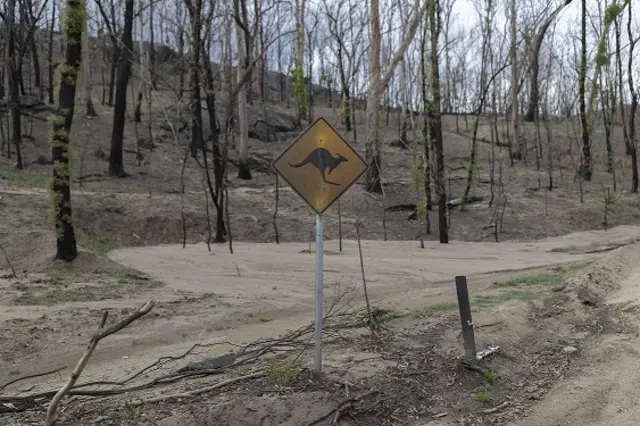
<box><xmin>0</xmin><ymin>226</ymin><xmax>635</xmax><ymax>392</ymax></box>
<box><xmin>512</xmin><ymin>247</ymin><xmax>640</xmax><ymax>426</ymax></box>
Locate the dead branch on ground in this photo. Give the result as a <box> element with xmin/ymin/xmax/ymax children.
<box><xmin>303</xmin><ymin>390</ymin><xmax>378</xmax><ymax>426</ymax></box>
<box><xmin>0</xmin><ymin>367</ymin><xmax>66</xmax><ymax>392</ymax></box>
<box><xmin>1</xmin><ymin>297</ymin><xmax>366</xmax><ymax>412</ymax></box>
<box><xmin>44</xmin><ymin>300</ymin><xmax>156</xmax><ymax>426</ymax></box>
<box><xmin>0</xmin><ymin>242</ymin><xmax>17</xmax><ymax>277</ymax></box>
<box><xmin>130</xmin><ymin>369</ymin><xmax>267</xmax><ymax>406</ymax></box>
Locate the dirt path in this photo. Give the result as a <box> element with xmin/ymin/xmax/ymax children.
<box><xmin>3</xmin><ymin>226</ymin><xmax>640</xmax><ymax>398</ymax></box>
<box><xmin>512</xmin><ymin>254</ymin><xmax>640</xmax><ymax>426</ymax></box>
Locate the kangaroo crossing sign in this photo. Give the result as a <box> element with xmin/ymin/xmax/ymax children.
<box><xmin>272</xmin><ymin>117</ymin><xmax>368</xmax><ymax>214</ymax></box>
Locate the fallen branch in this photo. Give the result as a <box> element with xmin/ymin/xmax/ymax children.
<box><xmin>130</xmin><ymin>369</ymin><xmax>266</xmax><ymax>406</ymax></box>
<box><xmin>0</xmin><ymin>243</ymin><xmax>17</xmax><ymax>277</ymax></box>
<box><xmin>0</xmin><ymin>367</ymin><xmax>66</xmax><ymax>391</ymax></box>
<box><xmin>483</xmin><ymin>401</ymin><xmax>509</xmax><ymax>414</ymax></box>
<box><xmin>1</xmin><ymin>303</ymin><xmax>366</xmax><ymax>413</ymax></box>
<box><xmin>44</xmin><ymin>300</ymin><xmax>156</xmax><ymax>426</ymax></box>
<box><xmin>460</xmin><ymin>359</ymin><xmax>484</xmax><ymax>374</ymax></box>
<box><xmin>303</xmin><ymin>390</ymin><xmax>377</xmax><ymax>426</ymax></box>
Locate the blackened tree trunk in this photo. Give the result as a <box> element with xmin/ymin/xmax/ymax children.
<box><xmin>626</xmin><ymin>1</ymin><xmax>638</xmax><ymax>192</ymax></box>
<box><xmin>107</xmin><ymin>44</ymin><xmax>119</xmax><ymax>106</ymax></box>
<box><xmin>201</xmin><ymin>41</ymin><xmax>226</xmax><ymax>242</ymax></box>
<box><xmin>0</xmin><ymin>40</ymin><xmax>5</xmax><ymax>101</ymax></box>
<box><xmin>420</xmin><ymin>22</ymin><xmax>432</xmax><ymax>210</ymax></box>
<box><xmin>578</xmin><ymin>0</ymin><xmax>591</xmax><ymax>181</ymax></box>
<box><xmin>6</xmin><ymin>0</ymin><xmax>23</xmax><ymax>169</ymax></box>
<box><xmin>428</xmin><ymin>0</ymin><xmax>448</xmax><ymax>243</ymax></box>
<box><xmin>108</xmin><ymin>0</ymin><xmax>134</xmax><ymax>177</ymax></box>
<box><xmin>148</xmin><ymin>0</ymin><xmax>157</xmax><ymax>89</ymax></box>
<box><xmin>50</xmin><ymin>0</ymin><xmax>84</xmax><ymax>262</ymax></box>
<box><xmin>107</xmin><ymin>0</ymin><xmax>119</xmax><ymax>106</ymax></box>
<box><xmin>47</xmin><ymin>0</ymin><xmax>56</xmax><ymax>104</ymax></box>
<box><xmin>185</xmin><ymin>0</ymin><xmax>204</xmax><ymax>158</ymax></box>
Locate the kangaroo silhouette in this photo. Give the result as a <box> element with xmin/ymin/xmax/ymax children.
<box><xmin>289</xmin><ymin>147</ymin><xmax>348</xmax><ymax>186</ymax></box>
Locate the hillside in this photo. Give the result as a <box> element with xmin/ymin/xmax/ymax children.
<box><xmin>4</xmin><ymin>10</ymin><xmax>640</xmax><ymax>425</ymax></box>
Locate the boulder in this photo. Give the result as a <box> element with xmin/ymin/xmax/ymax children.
<box><xmin>158</xmin><ymin>102</ymin><xmax>300</xmax><ymax>143</ymax></box>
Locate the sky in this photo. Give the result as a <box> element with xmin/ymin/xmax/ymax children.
<box><xmin>25</xmin><ymin>0</ymin><xmax>640</xmax><ymax>113</ymax></box>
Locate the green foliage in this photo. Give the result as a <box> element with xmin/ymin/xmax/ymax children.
<box><xmin>61</xmin><ymin>0</ymin><xmax>86</xmax><ymax>38</ymax></box>
<box><xmin>342</xmin><ymin>95</ymin><xmax>351</xmax><ymax>123</ymax></box>
<box><xmin>604</xmin><ymin>3</ymin><xmax>623</xmax><ymax>26</ymax></box>
<box><xmin>411</xmin><ymin>160</ymin><xmax>425</xmax><ymax>188</ymax></box>
<box><xmin>416</xmin><ymin>201</ymin><xmax>427</xmax><ymax>216</ymax></box>
<box><xmin>474</xmin><ymin>291</ymin><xmax>540</xmax><ymax>307</ymax></box>
<box><xmin>492</xmin><ymin>272</ymin><xmax>562</xmax><ymax>288</ymax></box>
<box><xmin>412</xmin><ymin>301</ymin><xmax>458</xmax><ymax>318</ymax></box>
<box><xmin>267</xmin><ymin>362</ymin><xmax>301</xmax><ymax>387</ymax></box>
<box><xmin>294</xmin><ymin>65</ymin><xmax>307</xmax><ymax>118</ymax></box>
<box><xmin>483</xmin><ymin>368</ymin><xmax>499</xmax><ymax>384</ymax></box>
<box><xmin>596</xmin><ymin>39</ymin><xmax>610</xmax><ymax>67</ymax></box>
<box><xmin>2</xmin><ymin>167</ymin><xmax>48</xmax><ymax>188</ymax></box>
<box><xmin>59</xmin><ymin>63</ymin><xmax>80</xmax><ymax>85</ymax></box>
<box><xmin>475</xmin><ymin>391</ymin><xmax>493</xmax><ymax>404</ymax></box>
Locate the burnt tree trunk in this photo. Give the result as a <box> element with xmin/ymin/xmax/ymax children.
<box><xmin>186</xmin><ymin>0</ymin><xmax>204</xmax><ymax>158</ymax></box>
<box><xmin>6</xmin><ymin>0</ymin><xmax>23</xmax><ymax>168</ymax></box>
<box><xmin>47</xmin><ymin>0</ymin><xmax>55</xmax><ymax>104</ymax></box>
<box><xmin>201</xmin><ymin>40</ymin><xmax>227</xmax><ymax>242</ymax></box>
<box><xmin>108</xmin><ymin>0</ymin><xmax>134</xmax><ymax>177</ymax></box>
<box><xmin>578</xmin><ymin>0</ymin><xmax>591</xmax><ymax>181</ymax></box>
<box><xmin>428</xmin><ymin>0</ymin><xmax>448</xmax><ymax>243</ymax></box>
<box><xmin>50</xmin><ymin>0</ymin><xmax>84</xmax><ymax>262</ymax></box>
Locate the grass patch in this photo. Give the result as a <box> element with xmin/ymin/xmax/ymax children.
<box><xmin>474</xmin><ymin>291</ymin><xmax>540</xmax><ymax>308</ymax></box>
<box><xmin>0</xmin><ymin>167</ymin><xmax>49</xmax><ymax>188</ymax></box>
<box><xmin>412</xmin><ymin>301</ymin><xmax>458</xmax><ymax>317</ymax></box>
<box><xmin>560</xmin><ymin>261</ymin><xmax>592</xmax><ymax>272</ymax></box>
<box><xmin>493</xmin><ymin>262</ymin><xmax>593</xmax><ymax>289</ymax></box>
<box><xmin>483</xmin><ymin>368</ymin><xmax>498</xmax><ymax>384</ymax></box>
<box><xmin>13</xmin><ymin>287</ymin><xmax>123</xmax><ymax>305</ymax></box>
<box><xmin>267</xmin><ymin>362</ymin><xmax>301</xmax><ymax>387</ymax></box>
<box><xmin>475</xmin><ymin>391</ymin><xmax>493</xmax><ymax>404</ymax></box>
<box><xmin>492</xmin><ymin>272</ymin><xmax>561</xmax><ymax>288</ymax></box>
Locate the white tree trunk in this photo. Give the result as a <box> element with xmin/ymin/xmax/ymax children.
<box><xmin>364</xmin><ymin>0</ymin><xmax>424</xmax><ymax>193</ymax></box>
<box><xmin>83</xmin><ymin>2</ymin><xmax>96</xmax><ymax>117</ymax></box>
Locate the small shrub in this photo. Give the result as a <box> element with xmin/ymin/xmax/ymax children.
<box><xmin>492</xmin><ymin>273</ymin><xmax>561</xmax><ymax>288</ymax></box>
<box><xmin>483</xmin><ymin>368</ymin><xmax>498</xmax><ymax>384</ymax></box>
<box><xmin>267</xmin><ymin>362</ymin><xmax>301</xmax><ymax>387</ymax></box>
<box><xmin>475</xmin><ymin>391</ymin><xmax>493</xmax><ymax>404</ymax></box>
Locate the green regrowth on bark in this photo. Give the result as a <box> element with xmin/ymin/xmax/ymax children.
<box><xmin>48</xmin><ymin>0</ymin><xmax>85</xmax><ymax>244</ymax></box>
<box><xmin>294</xmin><ymin>66</ymin><xmax>307</xmax><ymax>118</ymax></box>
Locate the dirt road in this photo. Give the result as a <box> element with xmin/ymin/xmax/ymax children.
<box><xmin>2</xmin><ymin>226</ymin><xmax>640</xmax><ymax>412</ymax></box>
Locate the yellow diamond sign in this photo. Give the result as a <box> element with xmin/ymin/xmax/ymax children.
<box><xmin>272</xmin><ymin>117</ymin><xmax>368</xmax><ymax>214</ymax></box>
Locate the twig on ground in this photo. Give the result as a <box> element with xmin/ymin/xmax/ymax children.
<box><xmin>303</xmin><ymin>390</ymin><xmax>378</xmax><ymax>426</ymax></box>
<box><xmin>1</xmin><ymin>302</ymin><xmax>367</xmax><ymax>413</ymax></box>
<box><xmin>0</xmin><ymin>243</ymin><xmax>17</xmax><ymax>277</ymax></box>
<box><xmin>460</xmin><ymin>359</ymin><xmax>484</xmax><ymax>374</ymax></box>
<box><xmin>0</xmin><ymin>367</ymin><xmax>66</xmax><ymax>391</ymax></box>
<box><xmin>483</xmin><ymin>401</ymin><xmax>509</xmax><ymax>414</ymax></box>
<box><xmin>130</xmin><ymin>369</ymin><xmax>266</xmax><ymax>406</ymax></box>
<box><xmin>44</xmin><ymin>301</ymin><xmax>156</xmax><ymax>426</ymax></box>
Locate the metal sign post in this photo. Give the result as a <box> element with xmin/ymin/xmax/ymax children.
<box><xmin>314</xmin><ymin>213</ymin><xmax>324</xmax><ymax>372</ymax></box>
<box><xmin>271</xmin><ymin>117</ymin><xmax>368</xmax><ymax>373</ymax></box>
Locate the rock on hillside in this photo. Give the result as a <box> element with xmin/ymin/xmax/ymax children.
<box><xmin>158</xmin><ymin>101</ymin><xmax>300</xmax><ymax>143</ymax></box>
